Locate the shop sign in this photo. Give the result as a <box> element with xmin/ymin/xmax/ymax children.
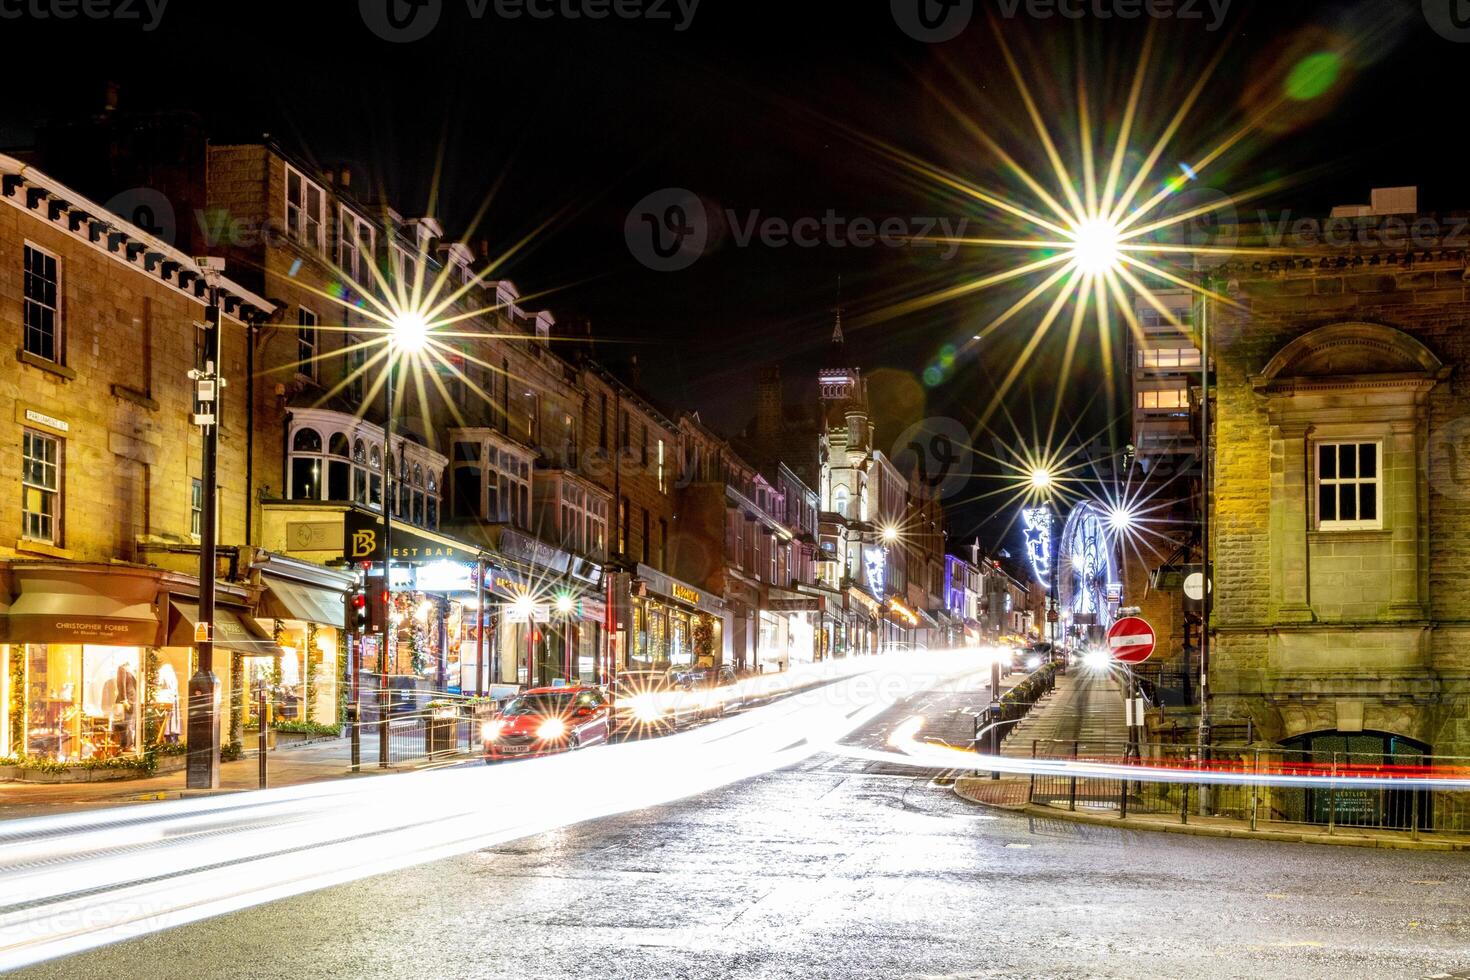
<box><xmin>671</xmin><ymin>583</ymin><xmax>701</xmax><ymax>606</ymax></box>
<box><xmin>413</xmin><ymin>560</ymin><xmax>476</xmax><ymax>593</ymax></box>
<box><xmin>485</xmin><ymin>567</ymin><xmax>529</xmax><ymax>599</ymax></box>
<box><xmin>344</xmin><ymin>510</ymin><xmax>475</xmax><ymax>564</ymax></box>
<box><xmin>577</xmin><ymin>595</ymin><xmax>608</xmax><ymax>621</ymax></box>
<box><xmin>497</xmin><ymin>528</ymin><xmax>571</xmax><ymax>574</ymax></box>
<box><xmin>504</xmin><ymin>602</ymin><xmax>549</xmax><ymax>624</ymax></box>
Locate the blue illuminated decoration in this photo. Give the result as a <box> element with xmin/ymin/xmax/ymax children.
<box><xmin>1022</xmin><ymin>507</ymin><xmax>1053</xmax><ymax>591</ymax></box>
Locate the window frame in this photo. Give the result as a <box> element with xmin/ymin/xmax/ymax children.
<box><xmin>22</xmin><ymin>428</ymin><xmax>62</xmax><ymax>545</ymax></box>
<box><xmin>297</xmin><ymin>307</ymin><xmax>319</xmax><ymax>381</ymax></box>
<box><xmin>1314</xmin><ymin>440</ymin><xmax>1383</xmax><ymax>532</ymax></box>
<box><xmin>284</xmin><ymin>164</ymin><xmax>326</xmax><ymax>253</ymax></box>
<box><xmin>22</xmin><ymin>241</ymin><xmax>62</xmax><ymax>364</ymax></box>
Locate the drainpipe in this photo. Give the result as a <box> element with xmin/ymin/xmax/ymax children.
<box><xmin>246</xmin><ymin>318</ymin><xmax>257</xmax><ymax>547</ymax></box>
<box><xmin>1304</xmin><ymin>424</ymin><xmax>1316</xmax><ymax>617</ymax></box>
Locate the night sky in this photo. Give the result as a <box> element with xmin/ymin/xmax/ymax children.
<box><xmin>3</xmin><ymin>0</ymin><xmax>1463</xmax><ymax>549</ymax></box>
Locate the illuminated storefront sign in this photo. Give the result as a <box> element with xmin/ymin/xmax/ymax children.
<box><xmin>863</xmin><ymin>546</ymin><xmax>886</xmax><ymax>596</ymax></box>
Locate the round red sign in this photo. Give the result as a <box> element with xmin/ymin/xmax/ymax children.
<box><xmin>1106</xmin><ymin>616</ymin><xmax>1156</xmax><ymax>664</ymax></box>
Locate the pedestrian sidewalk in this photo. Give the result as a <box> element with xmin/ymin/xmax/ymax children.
<box><xmin>0</xmin><ymin>736</ymin><xmax>460</xmax><ymax>820</ymax></box>
<box><xmin>953</xmin><ymin>778</ymin><xmax>1470</xmax><ymax>852</ymax></box>
<box><xmin>1001</xmin><ymin>667</ymin><xmax>1129</xmax><ymax>756</ymax></box>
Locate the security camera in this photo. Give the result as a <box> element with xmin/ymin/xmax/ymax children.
<box><xmin>194</xmin><ymin>256</ymin><xmax>227</xmax><ymax>273</ymax></box>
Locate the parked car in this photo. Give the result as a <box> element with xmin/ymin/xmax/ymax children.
<box><xmin>610</xmin><ymin>669</ymin><xmax>704</xmax><ymax>735</ymax></box>
<box><xmin>669</xmin><ymin>665</ymin><xmax>744</xmax><ymax>716</ymax></box>
<box><xmin>482</xmin><ymin>686</ymin><xmax>610</xmax><ymax>762</ymax></box>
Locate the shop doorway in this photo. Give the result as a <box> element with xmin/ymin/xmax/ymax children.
<box><xmin>1278</xmin><ymin>731</ymin><xmax>1431</xmax><ymax>831</ymax></box>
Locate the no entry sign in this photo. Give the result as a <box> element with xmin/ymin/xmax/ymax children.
<box><xmin>1106</xmin><ymin>616</ymin><xmax>1156</xmax><ymax>664</ymax></box>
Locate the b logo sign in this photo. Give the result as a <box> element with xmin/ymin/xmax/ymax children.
<box><xmin>350</xmin><ymin>528</ymin><xmax>378</xmax><ymax>560</ymax></box>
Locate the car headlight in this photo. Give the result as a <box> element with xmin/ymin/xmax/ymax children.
<box><xmin>629</xmin><ymin>696</ymin><xmax>663</xmax><ymax>723</ymax></box>
<box><xmin>536</xmin><ymin>718</ymin><xmax>567</xmax><ymax>740</ymax></box>
<box><xmin>482</xmin><ymin>720</ymin><xmax>505</xmax><ymax>741</ymax></box>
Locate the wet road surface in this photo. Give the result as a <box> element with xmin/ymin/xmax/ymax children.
<box><xmin>12</xmin><ymin>676</ymin><xmax>1470</xmax><ymax>980</ymax></box>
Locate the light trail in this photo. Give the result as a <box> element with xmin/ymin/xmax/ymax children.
<box><xmin>0</xmin><ymin>652</ymin><xmax>989</xmax><ymax>972</ymax></box>
<box><xmin>850</xmin><ymin>718</ymin><xmax>1470</xmax><ymax>793</ymax></box>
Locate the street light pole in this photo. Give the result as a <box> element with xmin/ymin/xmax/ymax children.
<box><xmin>186</xmin><ymin>267</ymin><xmax>225</xmax><ymax>790</ymax></box>
<box><xmin>379</xmin><ymin>357</ymin><xmax>395</xmax><ymax>769</ymax></box>
<box><xmin>1197</xmin><ymin>271</ymin><xmax>1213</xmax><ymax>806</ymax></box>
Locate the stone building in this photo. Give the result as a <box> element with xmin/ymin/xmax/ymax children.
<box><xmin>1205</xmin><ymin>188</ymin><xmax>1470</xmax><ymax>826</ymax></box>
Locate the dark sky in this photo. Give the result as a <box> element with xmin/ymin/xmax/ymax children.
<box><xmin>3</xmin><ymin>0</ymin><xmax>1462</xmax><ymax>549</ymax></box>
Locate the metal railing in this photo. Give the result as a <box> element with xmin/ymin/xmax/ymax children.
<box><xmin>1024</xmin><ymin>739</ymin><xmax>1469</xmax><ymax>837</ymax></box>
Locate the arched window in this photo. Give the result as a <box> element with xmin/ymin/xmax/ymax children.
<box><xmin>292</xmin><ymin>428</ymin><xmax>323</xmax><ymax>453</ymax></box>
<box><xmin>369</xmin><ymin>444</ymin><xmax>383</xmax><ymax>511</ymax></box>
<box><xmin>411</xmin><ymin>463</ymin><xmax>426</xmax><ymax>525</ymax></box>
<box><xmin>351</xmin><ymin>439</ymin><xmax>368</xmax><ymax>504</ymax></box>
<box><xmin>290</xmin><ymin>428</ymin><xmax>323</xmax><ymax>499</ymax></box>
<box><xmin>327</xmin><ymin>433</ymin><xmax>351</xmax><ymax>500</ymax></box>
<box><xmin>833</xmin><ymin>486</ymin><xmax>850</xmax><ymax>519</ymax></box>
<box><xmin>426</xmin><ymin>470</ymin><xmax>441</xmax><ymax>528</ymax></box>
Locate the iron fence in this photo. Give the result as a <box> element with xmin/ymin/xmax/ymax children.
<box><xmin>1024</xmin><ymin>739</ymin><xmax>1470</xmax><ymax>837</ymax></box>
<box><xmin>364</xmin><ymin>708</ymin><xmax>483</xmax><ymax>765</ymax></box>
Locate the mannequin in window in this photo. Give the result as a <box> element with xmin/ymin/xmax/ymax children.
<box><xmin>113</xmin><ymin>663</ymin><xmax>138</xmax><ymax>751</ymax></box>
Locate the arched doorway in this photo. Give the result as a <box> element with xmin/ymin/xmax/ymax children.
<box><xmin>1278</xmin><ymin>731</ymin><xmax>1430</xmax><ymax>831</ymax></box>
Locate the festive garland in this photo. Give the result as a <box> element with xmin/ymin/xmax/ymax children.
<box><xmin>7</xmin><ymin>650</ymin><xmax>24</xmax><ymax>756</ymax></box>
<box><xmin>692</xmin><ymin>614</ymin><xmax>715</xmax><ymax>663</ymax></box>
<box><xmin>337</xmin><ymin>628</ymin><xmax>349</xmax><ymax>728</ymax></box>
<box><xmin>142</xmin><ymin>649</ymin><xmax>163</xmax><ymax>758</ymax></box>
<box><xmin>228</xmin><ymin>651</ymin><xmax>244</xmax><ymax>756</ymax></box>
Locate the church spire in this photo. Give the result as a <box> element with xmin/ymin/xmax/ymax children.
<box><xmin>830</xmin><ymin>274</ymin><xmax>844</xmax><ymax>346</ymax></box>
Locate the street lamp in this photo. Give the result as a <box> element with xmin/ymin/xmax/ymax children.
<box><xmin>1068</xmin><ymin>217</ymin><xmax>1123</xmax><ymax>276</ymax></box>
<box><xmin>1029</xmin><ymin>467</ymin><xmax>1054</xmax><ymax>492</ymax></box>
<box><xmin>377</xmin><ymin>309</ymin><xmax>433</xmax><ymax>767</ymax></box>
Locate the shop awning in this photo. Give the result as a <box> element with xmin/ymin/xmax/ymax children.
<box><xmin>257</xmin><ymin>574</ymin><xmax>346</xmax><ymax>628</ymax></box>
<box><xmin>915</xmin><ymin>608</ymin><xmax>942</xmax><ymax>630</ymax></box>
<box><xmin>2</xmin><ymin>566</ymin><xmax>161</xmax><ymax>645</ymax></box>
<box><xmin>168</xmin><ymin>600</ymin><xmax>280</xmax><ymax>656</ymax></box>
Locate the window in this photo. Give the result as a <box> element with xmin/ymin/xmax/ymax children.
<box><xmin>352</xmin><ymin>439</ymin><xmax>369</xmax><ymax>504</ymax></box>
<box><xmin>618</xmin><ymin>497</ymin><xmax>629</xmax><ymax>556</ymax></box>
<box><xmin>23</xmin><ymin>429</ymin><xmax>60</xmax><ymax>543</ymax></box>
<box><xmin>659</xmin><ymin>518</ymin><xmax>668</xmax><ymax>570</ymax></box>
<box><xmin>285</xmin><ymin>165</ymin><xmax>325</xmax><ymax>252</ymax></box>
<box><xmin>482</xmin><ymin>444</ymin><xmax>532</xmax><ymax>526</ymax></box>
<box><xmin>1137</xmin><ymin>347</ymin><xmax>1202</xmax><ymax>370</ymax></box>
<box><xmin>1317</xmin><ymin>442</ymin><xmax>1381</xmax><ymax>530</ymax></box>
<box><xmin>657</xmin><ymin>439</ymin><xmax>666</xmax><ymax>493</ymax></box>
<box><xmin>290</xmin><ymin>428</ymin><xmax>323</xmax><ymax>499</ymax></box>
<box><xmin>327</xmin><ymin>433</ymin><xmax>351</xmax><ymax>500</ymax></box>
<box><xmin>191</xmin><ymin>478</ymin><xmax>203</xmax><ymax>537</ymax></box>
<box><xmin>1137</xmin><ymin>388</ymin><xmax>1188</xmax><ymax>410</ymax></box>
<box><xmin>453</xmin><ymin>441</ymin><xmax>483</xmax><ymax>518</ymax></box>
<box><xmin>23</xmin><ymin>243</ymin><xmax>60</xmax><ymax>362</ymax></box>
<box><xmin>298</xmin><ymin>308</ymin><xmax>319</xmax><ymax>380</ymax></box>
<box><xmin>346</xmin><ymin>334</ymin><xmax>365</xmax><ymax>404</ymax></box>
<box><xmin>338</xmin><ymin>207</ymin><xmax>375</xmax><ymax>283</ymax></box>
<box><xmin>598</xmin><ymin>393</ymin><xmax>608</xmax><ymax>450</ymax></box>
<box><xmin>642</xmin><ymin>508</ymin><xmax>650</xmax><ymax>564</ymax></box>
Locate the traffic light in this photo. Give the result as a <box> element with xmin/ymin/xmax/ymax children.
<box><xmin>352</xmin><ymin>589</ymin><xmax>368</xmax><ymax>634</ymax></box>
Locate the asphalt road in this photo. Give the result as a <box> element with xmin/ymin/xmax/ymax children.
<box><xmin>11</xmin><ymin>676</ymin><xmax>1470</xmax><ymax>980</ymax></box>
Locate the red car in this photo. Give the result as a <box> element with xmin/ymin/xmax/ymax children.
<box><xmin>482</xmin><ymin>686</ymin><xmax>611</xmax><ymax>761</ymax></box>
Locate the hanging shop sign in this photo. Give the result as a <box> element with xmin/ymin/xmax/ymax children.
<box><xmin>344</xmin><ymin>509</ymin><xmax>476</xmax><ymax>564</ymax></box>
<box><xmin>497</xmin><ymin>528</ymin><xmax>571</xmax><ymax>575</ymax></box>
<box><xmin>413</xmin><ymin>559</ymin><xmax>476</xmax><ymax>593</ymax></box>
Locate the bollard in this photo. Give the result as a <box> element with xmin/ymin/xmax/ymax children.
<box><xmin>1328</xmin><ymin>752</ymin><xmax>1338</xmax><ymax>835</ymax></box>
<box><xmin>348</xmin><ymin>701</ymin><xmax>361</xmax><ymax>773</ymax></box>
<box><xmin>989</xmin><ymin>705</ymin><xmax>1001</xmax><ymax>781</ymax></box>
<box><xmin>1028</xmin><ymin>739</ymin><xmax>1037</xmax><ymax>804</ymax></box>
<box><xmin>257</xmin><ymin>690</ymin><xmax>268</xmax><ymax>789</ymax></box>
<box><xmin>1249</xmin><ymin>748</ymin><xmax>1259</xmax><ymax>832</ymax></box>
<box><xmin>1180</xmin><ymin>782</ymin><xmax>1189</xmax><ymax>825</ymax></box>
<box><xmin>1068</xmin><ymin>740</ymin><xmax>1079</xmax><ymax>812</ymax></box>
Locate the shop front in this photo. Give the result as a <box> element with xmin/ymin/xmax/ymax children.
<box><xmin>253</xmin><ymin>556</ymin><xmax>353</xmax><ymax>726</ymax></box>
<box><xmin>0</xmin><ymin>562</ymin><xmax>262</xmax><ymax>762</ymax></box>
<box><xmin>629</xmin><ymin>564</ymin><xmax>727</xmax><ymax>672</ymax></box>
<box><xmin>764</xmin><ymin>586</ymin><xmax>826</xmax><ymax>667</ymax></box>
<box><xmin>845</xmin><ymin>586</ymin><xmax>882</xmax><ymax>658</ymax></box>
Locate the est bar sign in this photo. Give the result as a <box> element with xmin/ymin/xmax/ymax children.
<box><xmin>343</xmin><ymin>509</ymin><xmax>473</xmax><ymax>564</ymax></box>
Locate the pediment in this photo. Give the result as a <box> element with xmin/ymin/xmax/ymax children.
<box><xmin>1253</xmin><ymin>322</ymin><xmax>1446</xmax><ymax>393</ymax></box>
